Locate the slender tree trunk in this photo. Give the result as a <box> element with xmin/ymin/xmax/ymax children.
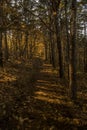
<box><xmin>55</xmin><ymin>14</ymin><xmax>64</xmax><ymax>78</ymax></box>
<box><xmin>44</xmin><ymin>42</ymin><xmax>48</xmax><ymax>61</ymax></box>
<box><xmin>0</xmin><ymin>31</ymin><xmax>3</xmax><ymax>67</ymax></box>
<box><xmin>24</xmin><ymin>31</ymin><xmax>29</xmax><ymax>59</ymax></box>
<box><xmin>51</xmin><ymin>0</ymin><xmax>64</xmax><ymax>78</ymax></box>
<box><xmin>49</xmin><ymin>31</ymin><xmax>56</xmax><ymax>68</ymax></box>
<box><xmin>4</xmin><ymin>31</ymin><xmax>9</xmax><ymax>60</ymax></box>
<box><xmin>69</xmin><ymin>0</ymin><xmax>77</xmax><ymax>100</ymax></box>
<box><xmin>64</xmin><ymin>0</ymin><xmax>70</xmax><ymax>79</ymax></box>
<box><xmin>48</xmin><ymin>4</ymin><xmax>56</xmax><ymax>68</ymax></box>
<box><xmin>84</xmin><ymin>21</ymin><xmax>87</xmax><ymax>72</ymax></box>
<box><xmin>49</xmin><ymin>41</ymin><xmax>52</xmax><ymax>64</ymax></box>
<box><xmin>0</xmin><ymin>0</ymin><xmax>3</xmax><ymax>67</ymax></box>
<box><xmin>56</xmin><ymin>32</ymin><xmax>64</xmax><ymax>78</ymax></box>
<box><xmin>29</xmin><ymin>43</ymin><xmax>33</xmax><ymax>59</ymax></box>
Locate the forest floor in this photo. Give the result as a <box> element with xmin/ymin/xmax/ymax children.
<box><xmin>0</xmin><ymin>59</ymin><xmax>87</xmax><ymax>130</ymax></box>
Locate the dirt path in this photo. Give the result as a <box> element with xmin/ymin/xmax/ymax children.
<box><xmin>0</xmin><ymin>62</ymin><xmax>87</xmax><ymax>130</ymax></box>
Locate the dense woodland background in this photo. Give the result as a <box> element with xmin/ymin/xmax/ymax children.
<box><xmin>0</xmin><ymin>0</ymin><xmax>87</xmax><ymax>129</ymax></box>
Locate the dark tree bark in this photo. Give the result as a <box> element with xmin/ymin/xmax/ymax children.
<box><xmin>84</xmin><ymin>20</ymin><xmax>87</xmax><ymax>72</ymax></box>
<box><xmin>48</xmin><ymin>2</ymin><xmax>56</xmax><ymax>68</ymax></box>
<box><xmin>4</xmin><ymin>31</ymin><xmax>9</xmax><ymax>60</ymax></box>
<box><xmin>53</xmin><ymin>0</ymin><xmax>64</xmax><ymax>78</ymax></box>
<box><xmin>22</xmin><ymin>31</ymin><xmax>29</xmax><ymax>59</ymax></box>
<box><xmin>0</xmin><ymin>32</ymin><xmax>3</xmax><ymax>67</ymax></box>
<box><xmin>64</xmin><ymin>0</ymin><xmax>70</xmax><ymax>79</ymax></box>
<box><xmin>44</xmin><ymin>42</ymin><xmax>48</xmax><ymax>61</ymax></box>
<box><xmin>0</xmin><ymin>0</ymin><xmax>3</xmax><ymax>67</ymax></box>
<box><xmin>69</xmin><ymin>0</ymin><xmax>77</xmax><ymax>100</ymax></box>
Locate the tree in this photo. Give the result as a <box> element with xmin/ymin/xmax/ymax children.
<box><xmin>69</xmin><ymin>0</ymin><xmax>77</xmax><ymax>100</ymax></box>
<box><xmin>52</xmin><ymin>0</ymin><xmax>64</xmax><ymax>78</ymax></box>
<box><xmin>64</xmin><ymin>0</ymin><xmax>70</xmax><ymax>78</ymax></box>
<box><xmin>0</xmin><ymin>0</ymin><xmax>4</xmax><ymax>67</ymax></box>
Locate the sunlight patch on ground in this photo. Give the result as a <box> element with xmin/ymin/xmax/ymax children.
<box><xmin>35</xmin><ymin>95</ymin><xmax>73</xmax><ymax>107</ymax></box>
<box><xmin>43</xmin><ymin>64</ymin><xmax>52</xmax><ymax>67</ymax></box>
<box><xmin>36</xmin><ymin>85</ymin><xmax>61</xmax><ymax>93</ymax></box>
<box><xmin>35</xmin><ymin>91</ymin><xmax>48</xmax><ymax>96</ymax></box>
<box><xmin>37</xmin><ymin>80</ymin><xmax>50</xmax><ymax>84</ymax></box>
<box><xmin>40</xmin><ymin>65</ymin><xmax>53</xmax><ymax>73</ymax></box>
<box><xmin>0</xmin><ymin>74</ymin><xmax>16</xmax><ymax>83</ymax></box>
<box><xmin>37</xmin><ymin>80</ymin><xmax>58</xmax><ymax>87</ymax></box>
<box><xmin>42</xmin><ymin>64</ymin><xmax>58</xmax><ymax>74</ymax></box>
<box><xmin>40</xmin><ymin>69</ymin><xmax>53</xmax><ymax>74</ymax></box>
<box><xmin>36</xmin><ymin>86</ymin><xmax>50</xmax><ymax>91</ymax></box>
<box><xmin>35</xmin><ymin>95</ymin><xmax>61</xmax><ymax>104</ymax></box>
<box><xmin>35</xmin><ymin>90</ymin><xmax>67</xmax><ymax>100</ymax></box>
<box><xmin>34</xmin><ymin>90</ymin><xmax>72</xmax><ymax>107</ymax></box>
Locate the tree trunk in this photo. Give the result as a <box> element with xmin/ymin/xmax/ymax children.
<box><xmin>55</xmin><ymin>13</ymin><xmax>64</xmax><ymax>78</ymax></box>
<box><xmin>69</xmin><ymin>0</ymin><xmax>77</xmax><ymax>100</ymax></box>
<box><xmin>0</xmin><ymin>0</ymin><xmax>3</xmax><ymax>67</ymax></box>
<box><xmin>64</xmin><ymin>0</ymin><xmax>70</xmax><ymax>79</ymax></box>
<box><xmin>0</xmin><ymin>31</ymin><xmax>3</xmax><ymax>67</ymax></box>
<box><xmin>4</xmin><ymin>31</ymin><xmax>9</xmax><ymax>60</ymax></box>
<box><xmin>44</xmin><ymin>42</ymin><xmax>48</xmax><ymax>61</ymax></box>
<box><xmin>84</xmin><ymin>21</ymin><xmax>87</xmax><ymax>72</ymax></box>
<box><xmin>49</xmin><ymin>31</ymin><xmax>56</xmax><ymax>68</ymax></box>
<box><xmin>48</xmin><ymin>3</ymin><xmax>56</xmax><ymax>68</ymax></box>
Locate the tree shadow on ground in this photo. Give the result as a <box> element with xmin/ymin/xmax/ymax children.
<box><xmin>0</xmin><ymin>63</ymin><xmax>87</xmax><ymax>130</ymax></box>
